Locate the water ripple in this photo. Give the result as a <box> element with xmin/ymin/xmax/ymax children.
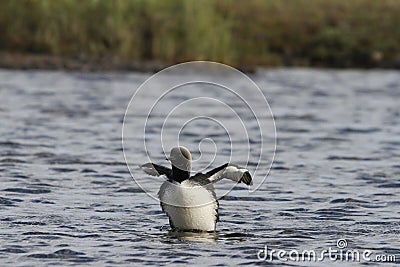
<box><xmin>0</xmin><ymin>69</ymin><xmax>399</xmax><ymax>266</ymax></box>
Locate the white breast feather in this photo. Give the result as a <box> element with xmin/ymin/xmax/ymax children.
<box><xmin>158</xmin><ymin>180</ymin><xmax>218</xmax><ymax>231</ymax></box>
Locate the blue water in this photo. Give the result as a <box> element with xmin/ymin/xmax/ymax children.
<box><xmin>0</xmin><ymin>69</ymin><xmax>399</xmax><ymax>266</ymax></box>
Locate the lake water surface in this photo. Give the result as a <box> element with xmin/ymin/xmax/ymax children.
<box><xmin>0</xmin><ymin>68</ymin><xmax>399</xmax><ymax>266</ymax></box>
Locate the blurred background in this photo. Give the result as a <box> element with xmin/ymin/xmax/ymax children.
<box><xmin>1</xmin><ymin>0</ymin><xmax>400</xmax><ymax>71</ymax></box>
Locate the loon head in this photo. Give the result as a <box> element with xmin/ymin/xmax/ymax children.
<box><xmin>168</xmin><ymin>146</ymin><xmax>192</xmax><ymax>182</ymax></box>
<box><xmin>168</xmin><ymin>146</ymin><xmax>192</xmax><ymax>172</ymax></box>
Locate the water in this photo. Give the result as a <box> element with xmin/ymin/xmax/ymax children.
<box><xmin>0</xmin><ymin>69</ymin><xmax>399</xmax><ymax>266</ymax></box>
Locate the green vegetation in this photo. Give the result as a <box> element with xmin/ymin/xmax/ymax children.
<box><xmin>1</xmin><ymin>0</ymin><xmax>399</xmax><ymax>69</ymax></box>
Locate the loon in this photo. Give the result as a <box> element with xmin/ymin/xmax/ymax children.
<box><xmin>141</xmin><ymin>146</ymin><xmax>253</xmax><ymax>232</ymax></box>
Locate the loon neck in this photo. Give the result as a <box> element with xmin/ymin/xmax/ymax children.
<box><xmin>171</xmin><ymin>165</ymin><xmax>190</xmax><ymax>183</ymax></box>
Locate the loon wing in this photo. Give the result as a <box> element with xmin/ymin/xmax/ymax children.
<box><xmin>141</xmin><ymin>163</ymin><xmax>172</xmax><ymax>179</ymax></box>
<box><xmin>203</xmin><ymin>163</ymin><xmax>253</xmax><ymax>186</ymax></box>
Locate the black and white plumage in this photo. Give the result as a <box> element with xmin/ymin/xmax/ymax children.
<box><xmin>141</xmin><ymin>146</ymin><xmax>253</xmax><ymax>232</ymax></box>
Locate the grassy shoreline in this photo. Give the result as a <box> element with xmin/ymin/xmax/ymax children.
<box><xmin>0</xmin><ymin>52</ymin><xmax>172</xmax><ymax>72</ymax></box>
<box><xmin>1</xmin><ymin>0</ymin><xmax>400</xmax><ymax>71</ymax></box>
